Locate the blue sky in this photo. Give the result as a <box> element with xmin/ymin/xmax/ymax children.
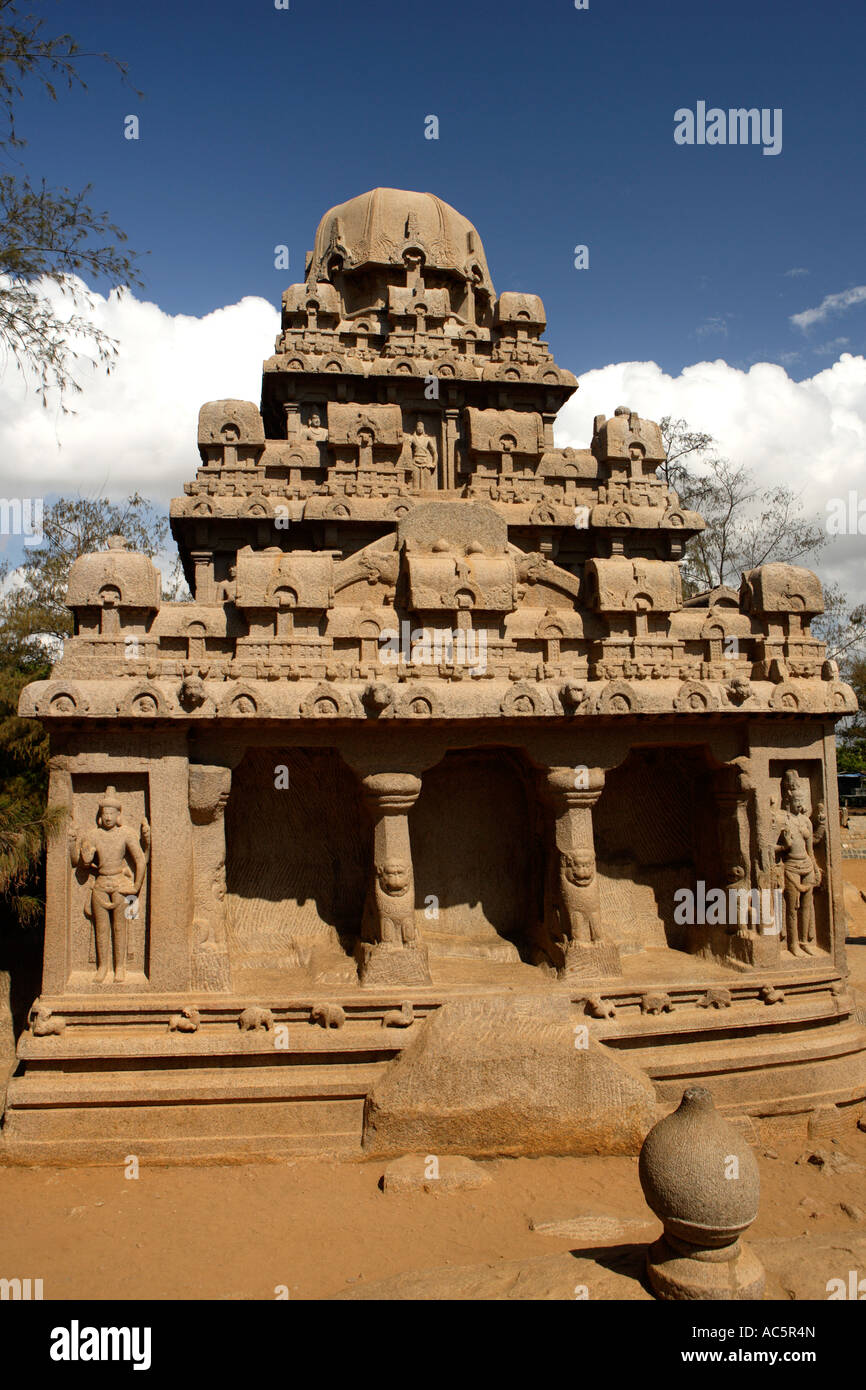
<box><xmin>13</xmin><ymin>0</ymin><xmax>866</xmax><ymax>380</ymax></box>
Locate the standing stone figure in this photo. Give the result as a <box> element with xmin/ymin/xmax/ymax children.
<box><xmin>406</xmin><ymin>419</ymin><xmax>438</xmax><ymax>490</ymax></box>
<box><xmin>776</xmin><ymin>775</ymin><xmax>821</xmax><ymax>957</ymax></box>
<box><xmin>69</xmin><ymin>788</ymin><xmax>149</xmax><ymax>983</ymax></box>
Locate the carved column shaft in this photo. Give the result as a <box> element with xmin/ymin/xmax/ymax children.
<box><xmin>715</xmin><ymin>763</ymin><xmax>754</xmax><ymax>932</ymax></box>
<box><xmin>543</xmin><ymin>767</ymin><xmax>621</xmax><ymax>978</ymax></box>
<box><xmin>357</xmin><ymin>772</ymin><xmax>430</xmax><ymax>986</ymax></box>
<box><xmin>547</xmin><ymin>767</ymin><xmax>604</xmax><ymax>859</ymax></box>
<box><xmin>188</xmin><ymin>763</ymin><xmax>232</xmax><ymax>991</ymax></box>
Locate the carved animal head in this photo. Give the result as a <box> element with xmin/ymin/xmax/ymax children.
<box><xmin>378</xmin><ymin>861</ymin><xmax>411</xmax><ymax>896</ymax></box>
<box><xmin>562</xmin><ymin>853</ymin><xmax>594</xmax><ymax>887</ymax></box>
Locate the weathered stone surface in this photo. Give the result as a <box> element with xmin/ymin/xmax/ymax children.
<box><xmin>640</xmin><ymin>1087</ymin><xmax>764</xmax><ymax>1300</ymax></box>
<box><xmin>529</xmin><ymin>1212</ymin><xmax>655</xmax><ymax>1242</ymax></box>
<box><xmin>363</xmin><ymin>995</ymin><xmax>659</xmax><ymax>1158</ymax></box>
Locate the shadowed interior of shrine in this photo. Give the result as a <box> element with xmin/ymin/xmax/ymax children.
<box><xmin>219</xmin><ymin>739</ymin><xmax>834</xmax><ymax>992</ymax></box>
<box><xmin>225</xmin><ymin>748</ymin><xmax>367</xmax><ymax>989</ymax></box>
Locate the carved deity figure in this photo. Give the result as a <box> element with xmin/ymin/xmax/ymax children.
<box><xmin>69</xmin><ymin>788</ymin><xmax>149</xmax><ymax>982</ymax></box>
<box><xmin>775</xmin><ymin>776</ymin><xmax>822</xmax><ymax>957</ymax></box>
<box><xmin>364</xmin><ymin>859</ymin><xmax>416</xmax><ymax>946</ymax></box>
<box><xmin>302</xmin><ymin>411</ymin><xmax>328</xmax><ymax>442</ymax></box>
<box><xmin>556</xmin><ymin>851</ymin><xmax>603</xmax><ymax>944</ymax></box>
<box><xmin>214</xmin><ymin>564</ymin><xmax>237</xmax><ymax>603</ymax></box>
<box><xmin>406</xmin><ymin>419</ymin><xmax>437</xmax><ymax>490</ymax></box>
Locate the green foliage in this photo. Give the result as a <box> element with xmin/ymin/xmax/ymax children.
<box><xmin>1</xmin><ymin>493</ymin><xmax>169</xmax><ymax>652</ymax></box>
<box><xmin>0</xmin><ymin>642</ymin><xmax>54</xmax><ymax>927</ymax></box>
<box><xmin>836</xmin><ymin>742</ymin><xmax>866</xmax><ymax>775</ymax></box>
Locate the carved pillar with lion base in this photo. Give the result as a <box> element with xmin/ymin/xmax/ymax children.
<box><xmin>356</xmin><ymin>772</ymin><xmax>431</xmax><ymax>986</ymax></box>
<box><xmin>541</xmin><ymin>766</ymin><xmax>621</xmax><ymax>979</ymax></box>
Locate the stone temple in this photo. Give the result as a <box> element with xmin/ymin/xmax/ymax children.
<box><xmin>6</xmin><ymin>187</ymin><xmax>866</xmax><ymax>1160</ymax></box>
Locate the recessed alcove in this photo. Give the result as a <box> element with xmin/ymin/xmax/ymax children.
<box><xmin>411</xmin><ymin>748</ymin><xmax>540</xmax><ymax>965</ymax></box>
<box><xmin>594</xmin><ymin>746</ymin><xmax>721</xmax><ymax>953</ymax></box>
<box><xmin>225</xmin><ymin>748</ymin><xmax>367</xmax><ymax>986</ymax></box>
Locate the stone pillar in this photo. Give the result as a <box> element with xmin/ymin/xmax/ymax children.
<box><xmin>41</xmin><ymin>757</ymin><xmax>74</xmax><ymax>995</ymax></box>
<box><xmin>715</xmin><ymin>760</ymin><xmax>780</xmax><ymax>968</ymax></box>
<box><xmin>188</xmin><ymin>764</ymin><xmax>232</xmax><ymax>991</ymax></box>
<box><xmin>444</xmin><ymin>407</ymin><xmax>460</xmax><ymax>490</ymax></box>
<box><xmin>543</xmin><ymin>766</ymin><xmax>621</xmax><ymax>979</ymax></box>
<box><xmin>190</xmin><ymin>550</ymin><xmax>214</xmax><ymax>604</ymax></box>
<box><xmin>356</xmin><ymin>772</ymin><xmax>431</xmax><ymax>986</ymax></box>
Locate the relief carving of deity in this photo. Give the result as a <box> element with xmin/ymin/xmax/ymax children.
<box><xmin>405</xmin><ymin>420</ymin><xmax>438</xmax><ymax>490</ymax></box>
<box><xmin>68</xmin><ymin>788</ymin><xmax>150</xmax><ymax>983</ymax></box>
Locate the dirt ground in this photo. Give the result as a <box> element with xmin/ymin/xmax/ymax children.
<box><xmin>1</xmin><ymin>865</ymin><xmax>866</xmax><ymax>1302</ymax></box>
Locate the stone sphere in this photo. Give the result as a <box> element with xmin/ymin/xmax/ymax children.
<box><xmin>638</xmin><ymin>1086</ymin><xmax>760</xmax><ymax>1247</ymax></box>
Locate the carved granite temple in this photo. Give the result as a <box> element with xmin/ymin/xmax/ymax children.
<box><xmin>5</xmin><ymin>188</ymin><xmax>866</xmax><ymax>1160</ymax></box>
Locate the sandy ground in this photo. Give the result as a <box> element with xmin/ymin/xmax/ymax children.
<box><xmin>1</xmin><ymin>866</ymin><xmax>865</xmax><ymax>1302</ymax></box>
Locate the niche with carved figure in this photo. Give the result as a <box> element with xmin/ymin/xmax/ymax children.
<box><xmin>67</xmin><ymin>773</ymin><xmax>151</xmax><ymax>987</ymax></box>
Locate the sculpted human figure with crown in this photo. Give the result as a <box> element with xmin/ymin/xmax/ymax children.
<box><xmin>405</xmin><ymin>418</ymin><xmax>438</xmax><ymax>490</ymax></box>
<box><xmin>68</xmin><ymin>788</ymin><xmax>150</xmax><ymax>983</ymax></box>
<box><xmin>776</xmin><ymin>770</ymin><xmax>822</xmax><ymax>958</ymax></box>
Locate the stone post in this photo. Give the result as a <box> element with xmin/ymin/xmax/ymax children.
<box><xmin>715</xmin><ymin>760</ymin><xmax>780</xmax><ymax>967</ymax></box>
<box><xmin>444</xmin><ymin>406</ymin><xmax>460</xmax><ymax>490</ymax></box>
<box><xmin>543</xmin><ymin>766</ymin><xmax>621</xmax><ymax>979</ymax></box>
<box><xmin>356</xmin><ymin>772</ymin><xmax>431</xmax><ymax>986</ymax></box>
<box><xmin>188</xmin><ymin>764</ymin><xmax>233</xmax><ymax>991</ymax></box>
<box><xmin>190</xmin><ymin>550</ymin><xmax>214</xmax><ymax>604</ymax></box>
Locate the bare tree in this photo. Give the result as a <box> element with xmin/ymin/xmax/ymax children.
<box><xmin>0</xmin><ymin>0</ymin><xmax>142</xmax><ymax>405</ymax></box>
<box><xmin>659</xmin><ymin>416</ymin><xmax>827</xmax><ymax>594</ymax></box>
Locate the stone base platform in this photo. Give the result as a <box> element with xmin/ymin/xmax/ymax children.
<box><xmin>2</xmin><ymin>954</ymin><xmax>865</xmax><ymax>1163</ymax></box>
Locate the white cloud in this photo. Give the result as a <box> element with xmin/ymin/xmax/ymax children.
<box><xmin>0</xmin><ymin>277</ymin><xmax>279</xmax><ymax>508</ymax></box>
<box><xmin>694</xmin><ymin>315</ymin><xmax>731</xmax><ymax>338</ymax></box>
<box><xmin>790</xmin><ymin>285</ymin><xmax>866</xmax><ymax>331</ymax></box>
<box><xmin>555</xmin><ymin>353</ymin><xmax>866</xmax><ymax>604</ymax></box>
<box><xmin>2</xmin><ymin>280</ymin><xmax>866</xmax><ymax>607</ymax></box>
<box><xmin>814</xmin><ymin>337</ymin><xmax>850</xmax><ymax>356</ymax></box>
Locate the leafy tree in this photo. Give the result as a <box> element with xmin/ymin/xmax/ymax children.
<box><xmin>0</xmin><ymin>0</ymin><xmax>142</xmax><ymax>404</ymax></box>
<box><xmin>659</xmin><ymin>417</ymin><xmax>827</xmax><ymax>594</ymax></box>
<box><xmin>0</xmin><ymin>632</ymin><xmax>53</xmax><ymax>927</ymax></box>
<box><xmin>1</xmin><ymin>492</ymin><xmax>169</xmax><ymax>654</ymax></box>
<box><xmin>659</xmin><ymin>418</ymin><xmax>866</xmax><ymax>774</ymax></box>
